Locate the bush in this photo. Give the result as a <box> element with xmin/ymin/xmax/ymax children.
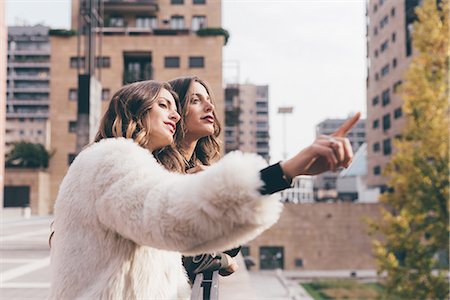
<box><xmin>196</xmin><ymin>27</ymin><xmax>230</xmax><ymax>45</ymax></box>
<box><xmin>6</xmin><ymin>142</ymin><xmax>50</xmax><ymax>168</ymax></box>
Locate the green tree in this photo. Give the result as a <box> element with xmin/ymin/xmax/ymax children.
<box><xmin>6</xmin><ymin>142</ymin><xmax>50</xmax><ymax>168</ymax></box>
<box><xmin>370</xmin><ymin>0</ymin><xmax>449</xmax><ymax>299</ymax></box>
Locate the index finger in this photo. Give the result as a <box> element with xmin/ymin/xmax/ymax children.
<box><xmin>331</xmin><ymin>112</ymin><xmax>361</xmax><ymax>137</ymax></box>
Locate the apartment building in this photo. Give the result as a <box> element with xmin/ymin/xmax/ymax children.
<box><xmin>280</xmin><ymin>176</ymin><xmax>314</xmax><ymax>204</ymax></box>
<box><xmin>365</xmin><ymin>0</ymin><xmax>420</xmax><ymax>190</ymax></box>
<box><xmin>0</xmin><ymin>1</ymin><xmax>7</xmax><ymax>208</ymax></box>
<box><xmin>6</xmin><ymin>25</ymin><xmax>50</xmax><ymax>150</ymax></box>
<box><xmin>48</xmin><ymin>0</ymin><xmax>225</xmax><ymax>209</ymax></box>
<box><xmin>224</xmin><ymin>83</ymin><xmax>270</xmax><ymax>162</ymax></box>
<box><xmin>314</xmin><ymin>117</ymin><xmax>366</xmax><ymax>201</ymax></box>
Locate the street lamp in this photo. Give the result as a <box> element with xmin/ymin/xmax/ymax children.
<box><xmin>278</xmin><ymin>106</ymin><xmax>293</xmax><ymax>159</ymax></box>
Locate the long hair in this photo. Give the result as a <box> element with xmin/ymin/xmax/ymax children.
<box><xmin>155</xmin><ymin>76</ymin><xmax>222</xmax><ymax>172</ymax></box>
<box><xmin>94</xmin><ymin>80</ymin><xmax>178</xmax><ymax>150</ymax></box>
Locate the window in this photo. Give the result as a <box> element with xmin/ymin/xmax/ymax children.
<box><xmin>69</xmin><ymin>121</ymin><xmax>77</xmax><ymax>133</ymax></box>
<box><xmin>69</xmin><ymin>88</ymin><xmax>77</xmax><ymax>101</ymax></box>
<box><xmin>375</xmin><ymin>73</ymin><xmax>379</xmax><ymax>81</ymax></box>
<box><xmin>380</xmin><ymin>15</ymin><xmax>389</xmax><ymax>28</ymax></box>
<box><xmin>171</xmin><ymin>0</ymin><xmax>184</xmax><ymax>4</ymax></box>
<box><xmin>96</xmin><ymin>56</ymin><xmax>110</xmax><ymax>68</ymax></box>
<box><xmin>383</xmin><ymin>138</ymin><xmax>392</xmax><ymax>155</ymax></box>
<box><xmin>381</xmin><ymin>64</ymin><xmax>389</xmax><ymax>76</ymax></box>
<box><xmin>393</xmin><ymin>80</ymin><xmax>402</xmax><ymax>93</ymax></box>
<box><xmin>394</xmin><ymin>107</ymin><xmax>402</xmax><ymax>119</ymax></box>
<box><xmin>373</xmin><ymin>119</ymin><xmax>379</xmax><ymax>129</ymax></box>
<box><xmin>70</xmin><ymin>56</ymin><xmax>85</xmax><ymax>69</ymax></box>
<box><xmin>391</xmin><ymin>7</ymin><xmax>396</xmax><ymax>17</ymax></box>
<box><xmin>68</xmin><ymin>153</ymin><xmax>77</xmax><ymax>166</ymax></box>
<box><xmin>109</xmin><ymin>16</ymin><xmax>124</xmax><ymax>27</ymax></box>
<box><xmin>164</xmin><ymin>56</ymin><xmax>180</xmax><ymax>68</ymax></box>
<box><xmin>193</xmin><ymin>0</ymin><xmax>206</xmax><ymax>4</ymax></box>
<box><xmin>374</xmin><ymin>27</ymin><xmax>378</xmax><ymax>36</ymax></box>
<box><xmin>392</xmin><ymin>32</ymin><xmax>396</xmax><ymax>42</ymax></box>
<box><xmin>372</xmin><ymin>96</ymin><xmax>379</xmax><ymax>106</ymax></box>
<box><xmin>170</xmin><ymin>16</ymin><xmax>185</xmax><ymax>29</ymax></box>
<box><xmin>373</xmin><ymin>142</ymin><xmax>380</xmax><ymax>152</ymax></box>
<box><xmin>37</xmin><ymin>129</ymin><xmax>42</xmax><ymax>135</ymax></box>
<box><xmin>189</xmin><ymin>56</ymin><xmax>204</xmax><ymax>68</ymax></box>
<box><xmin>392</xmin><ymin>58</ymin><xmax>397</xmax><ymax>68</ymax></box>
<box><xmin>374</xmin><ymin>4</ymin><xmax>378</xmax><ymax>12</ymax></box>
<box><xmin>102</xmin><ymin>89</ymin><xmax>110</xmax><ymax>101</ymax></box>
<box><xmin>374</xmin><ymin>50</ymin><xmax>379</xmax><ymax>58</ymax></box>
<box><xmin>241</xmin><ymin>246</ymin><xmax>250</xmax><ymax>256</ymax></box>
<box><xmin>191</xmin><ymin>16</ymin><xmax>206</xmax><ymax>31</ymax></box>
<box><xmin>357</xmin><ymin>132</ymin><xmax>365</xmax><ymax>137</ymax></box>
<box><xmin>136</xmin><ymin>16</ymin><xmax>157</xmax><ymax>29</ymax></box>
<box><xmin>295</xmin><ymin>258</ymin><xmax>304</xmax><ymax>268</ymax></box>
<box><xmin>260</xmin><ymin>246</ymin><xmax>284</xmax><ymax>270</ymax></box>
<box><xmin>373</xmin><ymin>166</ymin><xmax>381</xmax><ymax>175</ymax></box>
<box><xmin>381</xmin><ymin>40</ymin><xmax>389</xmax><ymax>52</ymax></box>
<box><xmin>382</xmin><ymin>113</ymin><xmax>391</xmax><ymax>131</ymax></box>
<box><xmin>382</xmin><ymin>89</ymin><xmax>390</xmax><ymax>106</ymax></box>
<box><xmin>257</xmin><ymin>121</ymin><xmax>267</xmax><ymax>128</ymax></box>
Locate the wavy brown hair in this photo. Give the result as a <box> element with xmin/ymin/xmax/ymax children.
<box><xmin>155</xmin><ymin>76</ymin><xmax>221</xmax><ymax>172</ymax></box>
<box><xmin>94</xmin><ymin>80</ymin><xmax>178</xmax><ymax>150</ymax></box>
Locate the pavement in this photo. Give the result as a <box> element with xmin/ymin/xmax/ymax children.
<box><xmin>0</xmin><ymin>212</ymin><xmax>313</xmax><ymax>300</ymax></box>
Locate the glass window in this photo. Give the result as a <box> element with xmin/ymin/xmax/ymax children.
<box><xmin>70</xmin><ymin>56</ymin><xmax>85</xmax><ymax>69</ymax></box>
<box><xmin>109</xmin><ymin>16</ymin><xmax>124</xmax><ymax>27</ymax></box>
<box><xmin>382</xmin><ymin>113</ymin><xmax>391</xmax><ymax>131</ymax></box>
<box><xmin>102</xmin><ymin>89</ymin><xmax>110</xmax><ymax>101</ymax></box>
<box><xmin>383</xmin><ymin>138</ymin><xmax>391</xmax><ymax>155</ymax></box>
<box><xmin>373</xmin><ymin>142</ymin><xmax>380</xmax><ymax>152</ymax></box>
<box><xmin>373</xmin><ymin>166</ymin><xmax>381</xmax><ymax>175</ymax></box>
<box><xmin>69</xmin><ymin>121</ymin><xmax>77</xmax><ymax>133</ymax></box>
<box><xmin>189</xmin><ymin>56</ymin><xmax>204</xmax><ymax>68</ymax></box>
<box><xmin>171</xmin><ymin>0</ymin><xmax>184</xmax><ymax>4</ymax></box>
<box><xmin>136</xmin><ymin>16</ymin><xmax>157</xmax><ymax>29</ymax></box>
<box><xmin>95</xmin><ymin>56</ymin><xmax>110</xmax><ymax>68</ymax></box>
<box><xmin>170</xmin><ymin>16</ymin><xmax>185</xmax><ymax>29</ymax></box>
<box><xmin>191</xmin><ymin>16</ymin><xmax>206</xmax><ymax>31</ymax></box>
<box><xmin>193</xmin><ymin>0</ymin><xmax>206</xmax><ymax>4</ymax></box>
<box><xmin>391</xmin><ymin>7</ymin><xmax>396</xmax><ymax>17</ymax></box>
<box><xmin>394</xmin><ymin>107</ymin><xmax>402</xmax><ymax>119</ymax></box>
<box><xmin>392</xmin><ymin>58</ymin><xmax>397</xmax><ymax>68</ymax></box>
<box><xmin>381</xmin><ymin>40</ymin><xmax>389</xmax><ymax>52</ymax></box>
<box><xmin>392</xmin><ymin>32</ymin><xmax>396</xmax><ymax>42</ymax></box>
<box><xmin>381</xmin><ymin>64</ymin><xmax>389</xmax><ymax>76</ymax></box>
<box><xmin>372</xmin><ymin>96</ymin><xmax>379</xmax><ymax>106</ymax></box>
<box><xmin>382</xmin><ymin>89</ymin><xmax>390</xmax><ymax>106</ymax></box>
<box><xmin>69</xmin><ymin>88</ymin><xmax>77</xmax><ymax>101</ymax></box>
<box><xmin>373</xmin><ymin>119</ymin><xmax>379</xmax><ymax>129</ymax></box>
<box><xmin>164</xmin><ymin>56</ymin><xmax>180</xmax><ymax>68</ymax></box>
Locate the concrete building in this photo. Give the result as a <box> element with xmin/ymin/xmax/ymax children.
<box><xmin>280</xmin><ymin>176</ymin><xmax>314</xmax><ymax>204</ymax></box>
<box><xmin>365</xmin><ymin>0</ymin><xmax>420</xmax><ymax>190</ymax></box>
<box><xmin>48</xmin><ymin>0</ymin><xmax>225</xmax><ymax>210</ymax></box>
<box><xmin>0</xmin><ymin>1</ymin><xmax>7</xmax><ymax>209</ymax></box>
<box><xmin>224</xmin><ymin>83</ymin><xmax>270</xmax><ymax>162</ymax></box>
<box><xmin>244</xmin><ymin>203</ymin><xmax>381</xmax><ymax>270</ymax></box>
<box><xmin>336</xmin><ymin>143</ymin><xmax>380</xmax><ymax>202</ymax></box>
<box><xmin>313</xmin><ymin>117</ymin><xmax>366</xmax><ymax>201</ymax></box>
<box><xmin>6</xmin><ymin>25</ymin><xmax>50</xmax><ymax>150</ymax></box>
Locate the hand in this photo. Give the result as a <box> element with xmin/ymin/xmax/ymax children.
<box><xmin>281</xmin><ymin>112</ymin><xmax>361</xmax><ymax>177</ymax></box>
<box><xmin>186</xmin><ymin>164</ymin><xmax>209</xmax><ymax>174</ymax></box>
<box><xmin>218</xmin><ymin>254</ymin><xmax>238</xmax><ymax>276</ymax></box>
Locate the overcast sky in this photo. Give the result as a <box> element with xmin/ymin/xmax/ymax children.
<box><xmin>5</xmin><ymin>0</ymin><xmax>367</xmax><ymax>163</ymax></box>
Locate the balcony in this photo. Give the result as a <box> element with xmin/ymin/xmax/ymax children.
<box><xmin>7</xmin><ymin>73</ymin><xmax>50</xmax><ymax>80</ymax></box>
<box><xmin>8</xmin><ymin>62</ymin><xmax>50</xmax><ymax>68</ymax></box>
<box><xmin>103</xmin><ymin>0</ymin><xmax>158</xmax><ymax>13</ymax></box>
<box><xmin>6</xmin><ymin>111</ymin><xmax>49</xmax><ymax>119</ymax></box>
<box><xmin>8</xmin><ymin>86</ymin><xmax>50</xmax><ymax>93</ymax></box>
<box><xmin>7</xmin><ymin>99</ymin><xmax>49</xmax><ymax>106</ymax></box>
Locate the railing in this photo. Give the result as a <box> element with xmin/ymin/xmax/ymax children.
<box><xmin>190</xmin><ymin>271</ymin><xmax>219</xmax><ymax>300</ymax></box>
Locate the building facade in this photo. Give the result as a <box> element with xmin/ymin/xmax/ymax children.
<box><xmin>313</xmin><ymin>117</ymin><xmax>366</xmax><ymax>201</ymax></box>
<box><xmin>48</xmin><ymin>0</ymin><xmax>225</xmax><ymax>209</ymax></box>
<box><xmin>365</xmin><ymin>0</ymin><xmax>420</xmax><ymax>190</ymax></box>
<box><xmin>224</xmin><ymin>83</ymin><xmax>270</xmax><ymax>162</ymax></box>
<box><xmin>0</xmin><ymin>1</ymin><xmax>7</xmax><ymax>208</ymax></box>
<box><xmin>6</xmin><ymin>25</ymin><xmax>50</xmax><ymax>150</ymax></box>
<box><xmin>280</xmin><ymin>176</ymin><xmax>314</xmax><ymax>204</ymax></box>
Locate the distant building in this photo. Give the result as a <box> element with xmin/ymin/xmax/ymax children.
<box><xmin>336</xmin><ymin>143</ymin><xmax>380</xmax><ymax>202</ymax></box>
<box><xmin>224</xmin><ymin>83</ymin><xmax>270</xmax><ymax>162</ymax></box>
<box><xmin>366</xmin><ymin>0</ymin><xmax>420</xmax><ymax>190</ymax></box>
<box><xmin>0</xmin><ymin>1</ymin><xmax>7</xmax><ymax>209</ymax></box>
<box><xmin>280</xmin><ymin>176</ymin><xmax>314</xmax><ymax>204</ymax></box>
<box><xmin>313</xmin><ymin>117</ymin><xmax>366</xmax><ymax>201</ymax></box>
<box><xmin>6</xmin><ymin>25</ymin><xmax>50</xmax><ymax>150</ymax></box>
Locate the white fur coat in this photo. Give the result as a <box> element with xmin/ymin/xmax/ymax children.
<box><xmin>49</xmin><ymin>138</ymin><xmax>282</xmax><ymax>299</ymax></box>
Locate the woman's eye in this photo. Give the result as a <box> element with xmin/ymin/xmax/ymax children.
<box><xmin>159</xmin><ymin>103</ymin><xmax>168</xmax><ymax>108</ymax></box>
<box><xmin>192</xmin><ymin>98</ymin><xmax>200</xmax><ymax>104</ymax></box>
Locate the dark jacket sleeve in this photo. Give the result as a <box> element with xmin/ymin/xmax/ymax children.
<box><xmin>259</xmin><ymin>162</ymin><xmax>293</xmax><ymax>195</ymax></box>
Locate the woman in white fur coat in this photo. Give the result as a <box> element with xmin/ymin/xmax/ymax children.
<box><xmin>49</xmin><ymin>80</ymin><xmax>358</xmax><ymax>299</ymax></box>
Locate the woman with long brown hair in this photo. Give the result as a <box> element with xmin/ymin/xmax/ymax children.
<box><xmin>50</xmin><ymin>79</ymin><xmax>358</xmax><ymax>299</ymax></box>
<box><xmin>158</xmin><ymin>76</ymin><xmax>360</xmax><ymax>281</ymax></box>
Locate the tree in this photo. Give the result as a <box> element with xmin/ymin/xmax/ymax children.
<box><xmin>370</xmin><ymin>0</ymin><xmax>449</xmax><ymax>299</ymax></box>
<box><xmin>6</xmin><ymin>142</ymin><xmax>50</xmax><ymax>168</ymax></box>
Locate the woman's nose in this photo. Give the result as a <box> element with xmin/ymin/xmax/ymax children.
<box><xmin>171</xmin><ymin>110</ymin><xmax>181</xmax><ymax>122</ymax></box>
<box><xmin>205</xmin><ymin>101</ymin><xmax>214</xmax><ymax>112</ymax></box>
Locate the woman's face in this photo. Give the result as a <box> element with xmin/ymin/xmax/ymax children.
<box><xmin>146</xmin><ymin>88</ymin><xmax>180</xmax><ymax>151</ymax></box>
<box><xmin>184</xmin><ymin>81</ymin><xmax>215</xmax><ymax>141</ymax></box>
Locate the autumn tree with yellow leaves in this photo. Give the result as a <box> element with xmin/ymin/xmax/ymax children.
<box><xmin>370</xmin><ymin>0</ymin><xmax>449</xmax><ymax>299</ymax></box>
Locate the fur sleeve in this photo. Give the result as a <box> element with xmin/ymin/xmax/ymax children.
<box><xmin>88</xmin><ymin>138</ymin><xmax>283</xmax><ymax>255</ymax></box>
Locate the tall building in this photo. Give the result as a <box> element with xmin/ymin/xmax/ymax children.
<box><xmin>48</xmin><ymin>0</ymin><xmax>225</xmax><ymax>209</ymax></box>
<box><xmin>224</xmin><ymin>83</ymin><xmax>270</xmax><ymax>162</ymax></box>
<box><xmin>6</xmin><ymin>25</ymin><xmax>50</xmax><ymax>150</ymax></box>
<box><xmin>313</xmin><ymin>117</ymin><xmax>366</xmax><ymax>201</ymax></box>
<box><xmin>0</xmin><ymin>1</ymin><xmax>7</xmax><ymax>209</ymax></box>
<box><xmin>280</xmin><ymin>176</ymin><xmax>314</xmax><ymax>204</ymax></box>
<box><xmin>365</xmin><ymin>0</ymin><xmax>420</xmax><ymax>190</ymax></box>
